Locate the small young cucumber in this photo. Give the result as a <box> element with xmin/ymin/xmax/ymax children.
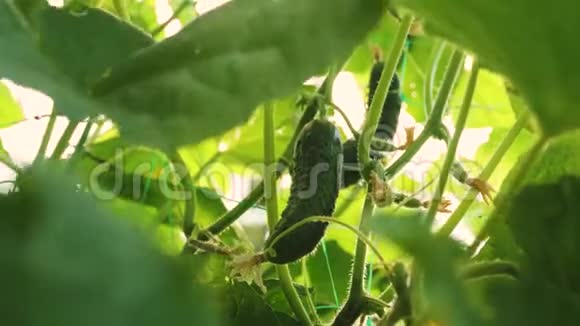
<box><xmin>263</xmin><ymin>119</ymin><xmax>342</xmax><ymax>264</ymax></box>
<box><xmin>368</xmin><ymin>62</ymin><xmax>402</xmax><ymax>141</ymax></box>
<box><xmin>342</xmin><ymin>63</ymin><xmax>402</xmax><ymax>188</ymax></box>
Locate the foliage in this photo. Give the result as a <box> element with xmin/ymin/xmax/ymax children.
<box><xmin>0</xmin><ymin>0</ymin><xmax>578</xmax><ymax>325</ymax></box>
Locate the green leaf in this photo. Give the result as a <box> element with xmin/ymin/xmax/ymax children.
<box><xmin>1</xmin><ymin>164</ymin><xmax>221</xmax><ymax>326</ymax></box>
<box><xmin>0</xmin><ymin>82</ymin><xmax>23</xmax><ymax>128</ymax></box>
<box><xmin>0</xmin><ymin>138</ymin><xmax>16</xmax><ymax>168</ymax></box>
<box><xmin>37</xmin><ymin>7</ymin><xmax>154</xmax><ymax>89</ymax></box>
<box><xmin>450</xmin><ymin>69</ymin><xmax>514</xmax><ymax>129</ymax></box>
<box><xmin>369</xmin><ymin>214</ymin><xmax>483</xmax><ymax>326</ymax></box>
<box><xmin>0</xmin><ymin>4</ymin><xmax>147</xmax><ymax>121</ymax></box>
<box><xmin>506</xmin><ymin>175</ymin><xmax>580</xmax><ymax>291</ymax></box>
<box><xmin>465</xmin><ymin>274</ymin><xmax>580</xmax><ymax>325</ymax></box>
<box><xmin>129</xmin><ymin>0</ymin><xmax>159</xmax><ymax>34</ymax></box>
<box><xmin>92</xmin><ymin>0</ymin><xmax>386</xmax><ymax>148</ymax></box>
<box><xmin>483</xmin><ymin>130</ymin><xmax>580</xmax><ymax>261</ymax></box>
<box><xmin>394</xmin><ymin>0</ymin><xmax>580</xmax><ymax>136</ymax></box>
<box><xmin>223</xmin><ymin>282</ymin><xmax>299</xmax><ymax>326</ymax></box>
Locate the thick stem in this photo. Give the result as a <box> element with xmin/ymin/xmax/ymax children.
<box><xmin>358</xmin><ymin>14</ymin><xmax>413</xmax><ymax>175</ymax></box>
<box><xmin>333</xmin><ymin>194</ymin><xmax>375</xmax><ymax>326</ymax></box>
<box><xmin>51</xmin><ymin>120</ymin><xmax>80</xmax><ymax>160</ymax></box>
<box><xmin>469</xmin><ymin>135</ymin><xmax>548</xmax><ymax>252</ymax></box>
<box><xmin>425</xmin><ymin>62</ymin><xmax>480</xmax><ymax>225</ymax></box>
<box><xmin>437</xmin><ymin>111</ymin><xmax>530</xmax><ymax>237</ymax></box>
<box><xmin>171</xmin><ymin>151</ymin><xmax>196</xmax><ymax>237</ymax></box>
<box><xmin>384</xmin><ymin>49</ymin><xmax>464</xmax><ymax>179</ymax></box>
<box><xmin>33</xmin><ymin>112</ymin><xmax>57</xmax><ymax>164</ymax></box>
<box><xmin>0</xmin><ymin>155</ymin><xmax>21</xmax><ymax>173</ymax></box>
<box><xmin>276</xmin><ymin>266</ymin><xmax>313</xmax><ymax>326</ymax></box>
<box><xmin>264</xmin><ymin>102</ymin><xmax>279</xmax><ymax>231</ymax></box>
<box><xmin>424</xmin><ymin>41</ymin><xmax>447</xmax><ymax>116</ymax></box>
<box><xmin>264</xmin><ymin>100</ymin><xmax>312</xmax><ymax>326</ymax></box>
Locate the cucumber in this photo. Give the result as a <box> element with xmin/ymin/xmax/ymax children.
<box><xmin>263</xmin><ymin>119</ymin><xmax>342</xmax><ymax>264</ymax></box>
<box><xmin>369</xmin><ymin>63</ymin><xmax>402</xmax><ymax>141</ymax></box>
<box><xmin>342</xmin><ymin>63</ymin><xmax>402</xmax><ymax>188</ymax></box>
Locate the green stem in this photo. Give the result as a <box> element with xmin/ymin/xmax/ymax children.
<box><xmin>191</xmin><ymin>151</ymin><xmax>221</xmax><ymax>184</ymax></box>
<box><xmin>264</xmin><ymin>100</ymin><xmax>312</xmax><ymax>326</ymax></box>
<box><xmin>349</xmin><ymin>195</ymin><xmax>375</xmax><ymax>298</ymax></box>
<box><xmin>329</xmin><ymin>102</ymin><xmax>359</xmax><ymax>138</ymax></box>
<box><xmin>437</xmin><ymin>110</ymin><xmax>530</xmax><ymax>237</ymax></box>
<box><xmin>51</xmin><ymin>120</ymin><xmax>80</xmax><ymax>160</ymax></box>
<box><xmin>264</xmin><ymin>102</ymin><xmax>279</xmax><ymax>231</ymax></box>
<box><xmin>71</xmin><ymin>119</ymin><xmax>94</xmax><ymax>158</ymax></box>
<box><xmin>358</xmin><ymin>14</ymin><xmax>413</xmax><ymax>174</ymax></box>
<box><xmin>172</xmin><ymin>151</ymin><xmax>196</xmax><ymax>237</ymax></box>
<box><xmin>469</xmin><ymin>134</ymin><xmax>548</xmax><ymax>252</ymax></box>
<box><xmin>424</xmin><ymin>41</ymin><xmax>446</xmax><ymax>116</ymax></box>
<box><xmin>33</xmin><ymin>112</ymin><xmax>57</xmax><ymax>164</ymax></box>
<box><xmin>302</xmin><ymin>259</ymin><xmax>323</xmax><ymax>324</ymax></box>
<box><xmin>276</xmin><ymin>266</ymin><xmax>313</xmax><ymax>326</ymax></box>
<box><xmin>0</xmin><ymin>155</ymin><xmax>21</xmax><ymax>173</ymax></box>
<box><xmin>425</xmin><ymin>62</ymin><xmax>479</xmax><ymax>225</ymax></box>
<box><xmin>113</xmin><ymin>0</ymin><xmax>129</xmax><ymax>20</ymax></box>
<box><xmin>152</xmin><ymin>0</ymin><xmax>193</xmax><ymax>36</ymax></box>
<box><xmin>384</xmin><ymin>49</ymin><xmax>464</xmax><ymax>179</ymax></box>
<box><xmin>333</xmin><ymin>195</ymin><xmax>376</xmax><ymax>325</ymax></box>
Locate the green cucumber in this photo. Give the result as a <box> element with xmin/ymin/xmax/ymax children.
<box><xmin>263</xmin><ymin>119</ymin><xmax>342</xmax><ymax>264</ymax></box>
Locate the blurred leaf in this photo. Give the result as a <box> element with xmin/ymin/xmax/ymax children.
<box><xmin>94</xmin><ymin>0</ymin><xmax>386</xmax><ymax>148</ymax></box>
<box><xmin>129</xmin><ymin>0</ymin><xmax>158</xmax><ymax>33</ymax></box>
<box><xmin>186</xmin><ymin>252</ymin><xmax>229</xmax><ymax>286</ymax></box>
<box><xmin>475</xmin><ymin>127</ymin><xmax>535</xmax><ymax>188</ymax></box>
<box><xmin>450</xmin><ymin>69</ymin><xmax>514</xmax><ymax>129</ymax></box>
<box><xmin>37</xmin><ymin>7</ymin><xmax>153</xmax><ymax>88</ymax></box>
<box><xmin>0</xmin><ymin>138</ymin><xmax>16</xmax><ymax>167</ymax></box>
<box><xmin>395</xmin><ymin>0</ymin><xmax>580</xmax><ymax>136</ymax></box>
<box><xmin>483</xmin><ymin>130</ymin><xmax>580</xmax><ymax>261</ymax></box>
<box><xmin>507</xmin><ymin>175</ymin><xmax>580</xmax><ymax>291</ymax></box>
<box><xmin>155</xmin><ymin>224</ymin><xmax>187</xmax><ymax>255</ymax></box>
<box><xmin>370</xmin><ymin>214</ymin><xmax>483</xmax><ymax>325</ymax></box>
<box><xmin>0</xmin><ymin>4</ymin><xmax>152</xmax><ymax>122</ymax></box>
<box><xmin>401</xmin><ymin>37</ymin><xmax>452</xmax><ymax>122</ymax></box>
<box><xmin>223</xmin><ymin>282</ymin><xmax>300</xmax><ymax>326</ymax></box>
<box><xmin>466</xmin><ymin>274</ymin><xmax>580</xmax><ymax>325</ymax></box>
<box><xmin>1</xmin><ymin>164</ymin><xmax>220</xmax><ymax>326</ymax></box>
<box><xmin>263</xmin><ymin>279</ymin><xmax>315</xmax><ymax>317</ymax></box>
<box><xmin>0</xmin><ymin>82</ymin><xmax>23</xmax><ymax>128</ymax></box>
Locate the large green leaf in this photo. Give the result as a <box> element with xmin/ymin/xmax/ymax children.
<box><xmin>480</xmin><ymin>130</ymin><xmax>580</xmax><ymax>261</ymax></box>
<box><xmin>91</xmin><ymin>0</ymin><xmax>385</xmax><ymax>148</ymax></box>
<box><xmin>450</xmin><ymin>69</ymin><xmax>514</xmax><ymax>129</ymax></box>
<box><xmin>0</xmin><ymin>3</ymin><xmax>159</xmax><ymax>129</ymax></box>
<box><xmin>370</xmin><ymin>215</ymin><xmax>483</xmax><ymax>325</ymax></box>
<box><xmin>0</xmin><ymin>82</ymin><xmax>23</xmax><ymax>128</ymax></box>
<box><xmin>222</xmin><ymin>283</ymin><xmax>299</xmax><ymax>326</ymax></box>
<box><xmin>394</xmin><ymin>0</ymin><xmax>580</xmax><ymax>136</ymax></box>
<box><xmin>507</xmin><ymin>175</ymin><xmax>580</xmax><ymax>291</ymax></box>
<box><xmin>1</xmin><ymin>164</ymin><xmax>220</xmax><ymax>326</ymax></box>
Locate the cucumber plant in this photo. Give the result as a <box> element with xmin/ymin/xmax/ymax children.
<box><xmin>1</xmin><ymin>0</ymin><xmax>579</xmax><ymax>325</ymax></box>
